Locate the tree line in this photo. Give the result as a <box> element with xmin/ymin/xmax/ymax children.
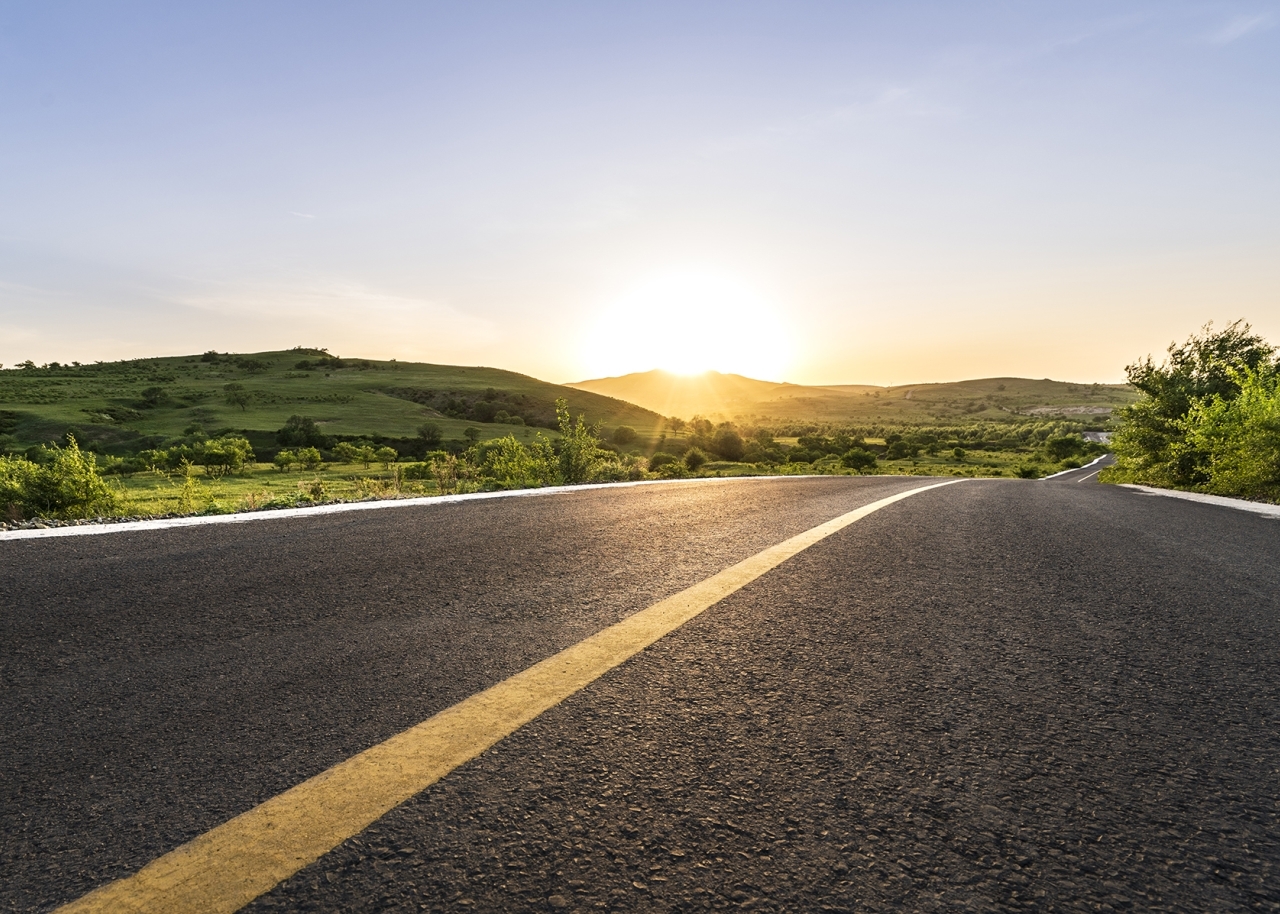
<box><xmin>1109</xmin><ymin>321</ymin><xmax>1280</xmax><ymax>501</ymax></box>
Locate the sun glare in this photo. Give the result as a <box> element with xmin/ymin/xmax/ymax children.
<box><xmin>580</xmin><ymin>271</ymin><xmax>795</xmax><ymax>380</ymax></box>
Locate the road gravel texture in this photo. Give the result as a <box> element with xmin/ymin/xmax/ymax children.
<box><xmin>2</xmin><ymin>476</ymin><xmax>1278</xmax><ymax>912</ymax></box>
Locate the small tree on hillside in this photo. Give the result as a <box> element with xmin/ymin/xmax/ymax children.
<box><xmin>223</xmin><ymin>383</ymin><xmax>252</xmax><ymax>411</ymax></box>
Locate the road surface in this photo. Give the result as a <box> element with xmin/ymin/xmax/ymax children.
<box><xmin>2</xmin><ymin>474</ymin><xmax>1278</xmax><ymax>912</ymax></box>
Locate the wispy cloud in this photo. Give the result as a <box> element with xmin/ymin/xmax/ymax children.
<box><xmin>290</xmin><ymin>211</ymin><xmax>317</xmax><ymax>219</ymax></box>
<box><xmin>1208</xmin><ymin>13</ymin><xmax>1273</xmax><ymax>45</ymax></box>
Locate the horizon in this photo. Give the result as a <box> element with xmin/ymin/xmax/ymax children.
<box><xmin>2</xmin><ymin>3</ymin><xmax>1277</xmax><ymax>385</ymax></box>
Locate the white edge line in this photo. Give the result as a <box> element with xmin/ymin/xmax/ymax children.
<box><xmin>1120</xmin><ymin>484</ymin><xmax>1280</xmax><ymax>518</ymax></box>
<box><xmin>0</xmin><ymin>473</ymin><xmax>946</xmax><ymax>543</ymax></box>
<box><xmin>1040</xmin><ymin>453</ymin><xmax>1110</xmax><ymax>481</ymax></box>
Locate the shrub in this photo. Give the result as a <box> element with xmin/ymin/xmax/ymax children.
<box><xmin>712</xmin><ymin>428</ymin><xmax>745</xmax><ymax>461</ymax></box>
<box><xmin>0</xmin><ymin>436</ymin><xmax>118</xmax><ymax>520</ymax></box>
<box><xmin>684</xmin><ymin>448</ymin><xmax>708</xmax><ymax>472</ymax></box>
<box><xmin>841</xmin><ymin>448</ymin><xmax>877</xmax><ymax>471</ymax></box>
<box><xmin>197</xmin><ymin>436</ymin><xmax>254</xmax><ymax>479</ymax></box>
<box><xmin>277</xmin><ymin>415</ymin><xmax>329</xmax><ymax>448</ymax></box>
<box><xmin>612</xmin><ymin>426</ymin><xmax>638</xmax><ymax>445</ymax></box>
<box><xmin>1113</xmin><ymin>320</ymin><xmax>1275</xmax><ymax>487</ymax></box>
<box><xmin>274</xmin><ymin>450</ymin><xmax>298</xmax><ymax>473</ymax></box>
<box><xmin>297</xmin><ymin>446</ymin><xmax>324</xmax><ymax>470</ymax></box>
<box><xmin>417</xmin><ymin>422</ymin><xmax>443</xmax><ymax>448</ymax></box>
<box><xmin>648</xmin><ymin>452</ymin><xmax>680</xmax><ymax>471</ymax></box>
<box><xmin>374</xmin><ymin>446</ymin><xmax>398</xmax><ymax>469</ymax></box>
<box><xmin>1182</xmin><ymin>367</ymin><xmax>1280</xmax><ymax>499</ymax></box>
<box><xmin>555</xmin><ymin>399</ymin><xmax>604</xmax><ymax>484</ymax></box>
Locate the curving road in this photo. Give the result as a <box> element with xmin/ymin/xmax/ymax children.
<box><xmin>2</xmin><ymin>474</ymin><xmax>1278</xmax><ymax>912</ymax></box>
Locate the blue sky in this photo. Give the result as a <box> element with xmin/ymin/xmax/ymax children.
<box><xmin>1</xmin><ymin>1</ymin><xmax>1277</xmax><ymax>383</ymax></box>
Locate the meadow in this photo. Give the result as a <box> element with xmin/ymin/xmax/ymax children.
<box><xmin>1</xmin><ymin>348</ymin><xmax>1112</xmax><ymax>524</ymax></box>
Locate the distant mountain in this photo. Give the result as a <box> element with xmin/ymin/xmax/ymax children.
<box><xmin>568</xmin><ymin>370</ymin><xmax>1135</xmax><ymax>424</ymax></box>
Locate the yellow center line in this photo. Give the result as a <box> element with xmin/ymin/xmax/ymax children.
<box><xmin>58</xmin><ymin>478</ymin><xmax>964</xmax><ymax>914</ymax></box>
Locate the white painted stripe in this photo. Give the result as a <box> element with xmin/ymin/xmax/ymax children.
<box><xmin>1040</xmin><ymin>453</ymin><xmax>1109</xmax><ymax>481</ymax></box>
<box><xmin>0</xmin><ymin>474</ymin><xmax>890</xmax><ymax>542</ymax></box>
<box><xmin>1121</xmin><ymin>484</ymin><xmax>1280</xmax><ymax>518</ymax></box>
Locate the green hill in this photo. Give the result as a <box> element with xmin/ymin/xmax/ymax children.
<box><xmin>0</xmin><ymin>349</ymin><xmax>663</xmax><ymax>454</ymax></box>
<box><xmin>569</xmin><ymin>371</ymin><xmax>1135</xmax><ymax>425</ymax></box>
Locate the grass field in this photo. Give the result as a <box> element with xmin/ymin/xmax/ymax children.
<box><xmin>0</xmin><ymin>348</ymin><xmax>664</xmax><ymax>454</ymax></box>
<box><xmin>96</xmin><ymin>443</ymin><xmax>1075</xmax><ymax>520</ymax></box>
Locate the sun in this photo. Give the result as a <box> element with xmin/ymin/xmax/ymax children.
<box><xmin>580</xmin><ymin>270</ymin><xmax>795</xmax><ymax>380</ymax></box>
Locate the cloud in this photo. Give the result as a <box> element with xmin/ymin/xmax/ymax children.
<box><xmin>290</xmin><ymin>211</ymin><xmax>317</xmax><ymax>219</ymax></box>
<box><xmin>1209</xmin><ymin>14</ymin><xmax>1273</xmax><ymax>45</ymax></box>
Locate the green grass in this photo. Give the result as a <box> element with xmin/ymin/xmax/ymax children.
<box><xmin>0</xmin><ymin>349</ymin><xmax>665</xmax><ymax>453</ymax></box>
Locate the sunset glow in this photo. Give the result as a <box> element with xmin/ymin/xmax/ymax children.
<box><xmin>579</xmin><ymin>271</ymin><xmax>795</xmax><ymax>381</ymax></box>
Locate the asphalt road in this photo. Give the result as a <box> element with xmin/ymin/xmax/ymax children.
<box><xmin>2</xmin><ymin>474</ymin><xmax>1278</xmax><ymax>912</ymax></box>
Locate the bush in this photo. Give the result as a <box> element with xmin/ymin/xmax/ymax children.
<box><xmin>197</xmin><ymin>436</ymin><xmax>254</xmax><ymax>479</ymax></box>
<box><xmin>684</xmin><ymin>448</ymin><xmax>708</xmax><ymax>472</ymax></box>
<box><xmin>0</xmin><ymin>436</ymin><xmax>118</xmax><ymax>520</ymax></box>
<box><xmin>1182</xmin><ymin>367</ymin><xmax>1280</xmax><ymax>499</ymax></box>
<box><xmin>841</xmin><ymin>447</ymin><xmax>878</xmax><ymax>471</ymax></box>
<box><xmin>1113</xmin><ymin>320</ymin><xmax>1275</xmax><ymax>487</ymax></box>
<box><xmin>612</xmin><ymin>426</ymin><xmax>638</xmax><ymax>445</ymax></box>
<box><xmin>417</xmin><ymin>422</ymin><xmax>443</xmax><ymax>448</ymax></box>
<box><xmin>712</xmin><ymin>428</ymin><xmax>745</xmax><ymax>461</ymax></box>
<box><xmin>648</xmin><ymin>452</ymin><xmax>680</xmax><ymax>471</ymax></box>
<box><xmin>1044</xmin><ymin>435</ymin><xmax>1084</xmax><ymax>461</ymax></box>
<box><xmin>277</xmin><ymin>415</ymin><xmax>329</xmax><ymax>448</ymax></box>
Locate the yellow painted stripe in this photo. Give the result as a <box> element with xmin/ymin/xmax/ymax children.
<box><xmin>58</xmin><ymin>478</ymin><xmax>963</xmax><ymax>914</ymax></box>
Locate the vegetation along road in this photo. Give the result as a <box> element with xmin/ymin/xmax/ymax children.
<box><xmin>3</xmin><ymin>474</ymin><xmax>1277</xmax><ymax>912</ymax></box>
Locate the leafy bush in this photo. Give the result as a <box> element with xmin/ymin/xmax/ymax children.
<box><xmin>1112</xmin><ymin>321</ymin><xmax>1274</xmax><ymax>487</ymax></box>
<box><xmin>277</xmin><ymin>415</ymin><xmax>329</xmax><ymax>448</ymax></box>
<box><xmin>684</xmin><ymin>448</ymin><xmax>708</xmax><ymax>472</ymax></box>
<box><xmin>1181</xmin><ymin>367</ymin><xmax>1280</xmax><ymax>500</ymax></box>
<box><xmin>612</xmin><ymin>426</ymin><xmax>638</xmax><ymax>445</ymax></box>
<box><xmin>712</xmin><ymin>428</ymin><xmax>745</xmax><ymax>461</ymax></box>
<box><xmin>197</xmin><ymin>436</ymin><xmax>254</xmax><ymax>479</ymax></box>
<box><xmin>0</xmin><ymin>436</ymin><xmax>118</xmax><ymax>520</ymax></box>
<box><xmin>648</xmin><ymin>452</ymin><xmax>680</xmax><ymax>471</ymax></box>
<box><xmin>841</xmin><ymin>448</ymin><xmax>877</xmax><ymax>471</ymax></box>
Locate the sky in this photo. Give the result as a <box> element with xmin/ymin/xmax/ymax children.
<box><xmin>1</xmin><ymin>1</ymin><xmax>1277</xmax><ymax>385</ymax></box>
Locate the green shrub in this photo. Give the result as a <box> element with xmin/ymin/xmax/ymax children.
<box><xmin>841</xmin><ymin>447</ymin><xmax>878</xmax><ymax>471</ymax></box>
<box><xmin>1182</xmin><ymin>367</ymin><xmax>1280</xmax><ymax>499</ymax></box>
<box><xmin>612</xmin><ymin>425</ymin><xmax>638</xmax><ymax>445</ymax></box>
<box><xmin>197</xmin><ymin>436</ymin><xmax>254</xmax><ymax>479</ymax></box>
<box><xmin>684</xmin><ymin>448</ymin><xmax>708</xmax><ymax>472</ymax></box>
<box><xmin>0</xmin><ymin>436</ymin><xmax>118</xmax><ymax>520</ymax></box>
<box><xmin>648</xmin><ymin>452</ymin><xmax>680</xmax><ymax>471</ymax></box>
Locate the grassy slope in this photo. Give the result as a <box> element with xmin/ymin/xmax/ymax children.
<box><xmin>0</xmin><ymin>350</ymin><xmax>662</xmax><ymax>452</ymax></box>
<box><xmin>569</xmin><ymin>371</ymin><xmax>1135</xmax><ymax>424</ymax></box>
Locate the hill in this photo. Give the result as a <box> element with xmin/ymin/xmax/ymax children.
<box><xmin>568</xmin><ymin>371</ymin><xmax>1136</xmax><ymax>425</ymax></box>
<box><xmin>0</xmin><ymin>349</ymin><xmax>662</xmax><ymax>454</ymax></box>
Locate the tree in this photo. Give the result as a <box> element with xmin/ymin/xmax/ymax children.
<box><xmin>464</xmin><ymin>427</ymin><xmax>481</xmax><ymax>445</ymax></box>
<box><xmin>356</xmin><ymin>445</ymin><xmax>377</xmax><ymax>469</ymax></box>
<box><xmin>1044</xmin><ymin>435</ymin><xmax>1084</xmax><ymax>461</ymax></box>
<box><xmin>841</xmin><ymin>448</ymin><xmax>877</xmax><ymax>471</ymax></box>
<box><xmin>333</xmin><ymin>441</ymin><xmax>359</xmax><ymax>463</ymax></box>
<box><xmin>297</xmin><ymin>446</ymin><xmax>324</xmax><ymax>470</ymax></box>
<box><xmin>712</xmin><ymin>428</ymin><xmax>745</xmax><ymax>461</ymax></box>
<box><xmin>274</xmin><ymin>450</ymin><xmax>299</xmax><ymax>473</ymax></box>
<box><xmin>1113</xmin><ymin>320</ymin><xmax>1276</xmax><ymax>486</ymax></box>
<box><xmin>684</xmin><ymin>447</ymin><xmax>708</xmax><ymax>472</ymax></box>
<box><xmin>374</xmin><ymin>446</ymin><xmax>398</xmax><ymax>469</ymax></box>
<box><xmin>612</xmin><ymin>426</ymin><xmax>637</xmax><ymax>445</ymax></box>
<box><xmin>277</xmin><ymin>415</ymin><xmax>329</xmax><ymax>448</ymax></box>
<box><xmin>197</xmin><ymin>436</ymin><xmax>254</xmax><ymax>479</ymax></box>
<box><xmin>1182</xmin><ymin>367</ymin><xmax>1280</xmax><ymax>499</ymax></box>
<box><xmin>223</xmin><ymin>383</ymin><xmax>252</xmax><ymax>411</ymax></box>
<box><xmin>417</xmin><ymin>422</ymin><xmax>443</xmax><ymax>448</ymax></box>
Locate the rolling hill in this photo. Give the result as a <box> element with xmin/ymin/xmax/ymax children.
<box><xmin>568</xmin><ymin>370</ymin><xmax>1136</xmax><ymax>424</ymax></box>
<box><xmin>0</xmin><ymin>349</ymin><xmax>662</xmax><ymax>454</ymax></box>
